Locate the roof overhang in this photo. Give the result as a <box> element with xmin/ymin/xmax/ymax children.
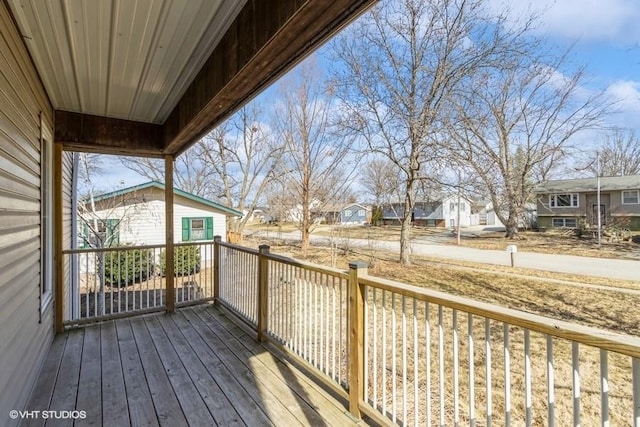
<box><xmin>8</xmin><ymin>0</ymin><xmax>375</xmax><ymax>157</ymax></box>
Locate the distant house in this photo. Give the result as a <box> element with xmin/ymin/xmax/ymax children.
<box><xmin>470</xmin><ymin>200</ymin><xmax>505</xmax><ymax>227</ymax></box>
<box><xmin>382</xmin><ymin>195</ymin><xmax>472</xmax><ymax>227</ymax></box>
<box><xmin>534</xmin><ymin>175</ymin><xmax>640</xmax><ymax>230</ymax></box>
<box><xmin>339</xmin><ymin>203</ymin><xmax>371</xmax><ymax>225</ymax></box>
<box><xmin>80</xmin><ymin>181</ymin><xmax>243</xmax><ymax>257</ymax></box>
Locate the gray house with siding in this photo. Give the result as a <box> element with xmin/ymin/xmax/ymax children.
<box><xmin>534</xmin><ymin>175</ymin><xmax>640</xmax><ymax>230</ymax></box>
<box><xmin>382</xmin><ymin>195</ymin><xmax>472</xmax><ymax>227</ymax></box>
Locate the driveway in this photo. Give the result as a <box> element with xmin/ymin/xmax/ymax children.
<box><xmin>245</xmin><ymin>229</ymin><xmax>640</xmax><ymax>282</ymax></box>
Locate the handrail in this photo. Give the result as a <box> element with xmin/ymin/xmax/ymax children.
<box><xmin>358</xmin><ymin>274</ymin><xmax>640</xmax><ymax>359</ymax></box>
<box><xmin>264</xmin><ymin>252</ymin><xmax>349</xmax><ymax>279</ymax></box>
<box><xmin>217</xmin><ymin>240</ymin><xmax>259</xmax><ymax>255</ymax></box>
<box><xmin>63</xmin><ymin>240</ymin><xmax>213</xmax><ymax>255</ymax></box>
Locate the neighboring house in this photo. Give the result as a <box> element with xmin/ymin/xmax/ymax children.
<box><xmin>470</xmin><ymin>199</ymin><xmax>505</xmax><ymax>227</ymax></box>
<box><xmin>80</xmin><ymin>181</ymin><xmax>243</xmax><ymax>259</ymax></box>
<box><xmin>382</xmin><ymin>195</ymin><xmax>472</xmax><ymax>227</ymax></box>
<box><xmin>534</xmin><ymin>175</ymin><xmax>640</xmax><ymax>231</ymax></box>
<box><xmin>339</xmin><ymin>203</ymin><xmax>371</xmax><ymax>225</ymax></box>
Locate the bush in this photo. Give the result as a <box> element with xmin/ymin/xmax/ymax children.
<box><xmin>160</xmin><ymin>245</ymin><xmax>201</xmax><ymax>276</ymax></box>
<box><xmin>102</xmin><ymin>246</ymin><xmax>155</xmax><ymax>287</ymax></box>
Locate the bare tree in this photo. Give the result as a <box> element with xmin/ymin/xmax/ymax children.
<box><xmin>197</xmin><ymin>103</ymin><xmax>285</xmax><ymax>234</ymax></box>
<box><xmin>449</xmin><ymin>48</ymin><xmax>610</xmax><ymax>238</ymax></box>
<box><xmin>274</xmin><ymin>61</ymin><xmax>355</xmax><ymax>255</ymax></box>
<box><xmin>585</xmin><ymin>128</ymin><xmax>640</xmax><ymax>177</ymax></box>
<box><xmin>121</xmin><ymin>104</ymin><xmax>284</xmax><ymax>235</ymax></box>
<box><xmin>331</xmin><ymin>0</ymin><xmax>529</xmax><ymax>264</ymax></box>
<box><xmin>120</xmin><ymin>152</ymin><xmax>217</xmax><ymax>200</ymax></box>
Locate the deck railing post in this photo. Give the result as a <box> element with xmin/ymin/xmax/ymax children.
<box><xmin>349</xmin><ymin>261</ymin><xmax>368</xmax><ymax>418</ymax></box>
<box><xmin>213</xmin><ymin>236</ymin><xmax>221</xmax><ymax>305</ymax></box>
<box><xmin>164</xmin><ymin>155</ymin><xmax>175</xmax><ymax>313</ymax></box>
<box><xmin>257</xmin><ymin>244</ymin><xmax>270</xmax><ymax>342</ymax></box>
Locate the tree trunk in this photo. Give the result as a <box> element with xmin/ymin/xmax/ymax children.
<box><xmin>400</xmin><ymin>191</ymin><xmax>413</xmax><ymax>265</ymax></box>
<box><xmin>504</xmin><ymin>208</ymin><xmax>520</xmax><ymax>239</ymax></box>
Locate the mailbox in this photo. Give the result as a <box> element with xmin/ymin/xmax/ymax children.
<box><xmin>506</xmin><ymin>244</ymin><xmax>518</xmax><ymax>254</ymax></box>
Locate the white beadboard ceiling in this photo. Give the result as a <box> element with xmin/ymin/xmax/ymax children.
<box><xmin>8</xmin><ymin>0</ymin><xmax>246</xmax><ymax>124</ymax></box>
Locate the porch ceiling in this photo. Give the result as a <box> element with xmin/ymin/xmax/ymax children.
<box><xmin>7</xmin><ymin>0</ymin><xmax>375</xmax><ymax>157</ymax></box>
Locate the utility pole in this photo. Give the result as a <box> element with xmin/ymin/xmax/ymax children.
<box><xmin>596</xmin><ymin>150</ymin><xmax>601</xmax><ymax>246</ymax></box>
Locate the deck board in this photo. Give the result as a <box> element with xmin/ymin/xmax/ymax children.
<box><xmin>23</xmin><ymin>304</ymin><xmax>361</xmax><ymax>427</ymax></box>
<box><xmin>75</xmin><ymin>324</ymin><xmax>102</xmax><ymax>427</ymax></box>
<box><xmin>115</xmin><ymin>319</ymin><xmax>158</xmax><ymax>427</ymax></box>
<box><xmin>101</xmin><ymin>321</ymin><xmax>130</xmax><ymax>426</ymax></box>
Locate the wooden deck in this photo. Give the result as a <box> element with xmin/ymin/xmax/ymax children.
<box><xmin>23</xmin><ymin>304</ymin><xmax>363</xmax><ymax>426</ymax></box>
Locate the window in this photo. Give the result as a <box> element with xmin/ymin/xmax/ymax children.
<box><xmin>182</xmin><ymin>217</ymin><xmax>213</xmax><ymax>241</ymax></box>
<box><xmin>552</xmin><ymin>218</ymin><xmax>577</xmax><ymax>228</ymax></box>
<box><xmin>80</xmin><ymin>219</ymin><xmax>120</xmax><ymax>248</ymax></box>
<box><xmin>343</xmin><ymin>210</ymin><xmax>352</xmax><ymax>217</ymax></box>
<box><xmin>40</xmin><ymin>125</ymin><xmax>53</xmax><ymax>313</ymax></box>
<box><xmin>358</xmin><ymin>209</ymin><xmax>365</xmax><ymax>217</ymax></box>
<box><xmin>459</xmin><ymin>202</ymin><xmax>466</xmax><ymax>211</ymax></box>
<box><xmin>549</xmin><ymin>193</ymin><xmax>579</xmax><ymax>208</ymax></box>
<box><xmin>622</xmin><ymin>190</ymin><xmax>639</xmax><ymax>205</ymax></box>
<box><xmin>450</xmin><ymin>203</ymin><xmax>455</xmax><ymax>212</ymax></box>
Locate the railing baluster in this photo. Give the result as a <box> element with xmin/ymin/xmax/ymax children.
<box><xmin>439</xmin><ymin>305</ymin><xmax>445</xmax><ymax>427</ymax></box>
<box><xmin>633</xmin><ymin>358</ymin><xmax>640</xmax><ymax>427</ymax></box>
<box><xmin>504</xmin><ymin>323</ymin><xmax>511</xmax><ymax>427</ymax></box>
<box><xmin>573</xmin><ymin>342</ymin><xmax>580</xmax><ymax>427</ymax></box>
<box><xmin>601</xmin><ymin>349</ymin><xmax>609</xmax><ymax>427</ymax></box>
<box><xmin>426</xmin><ymin>302</ymin><xmax>431</xmax><ymax>427</ymax></box>
<box><xmin>402</xmin><ymin>295</ymin><xmax>407</xmax><ymax>426</ymax></box>
<box><xmin>486</xmin><ymin>318</ymin><xmax>492</xmax><ymax>427</ymax></box>
<box><xmin>413</xmin><ymin>299</ymin><xmax>418</xmax><ymax>427</ymax></box>
<box><xmin>525</xmin><ymin>329</ymin><xmax>532</xmax><ymax>427</ymax></box>
<box><xmin>332</xmin><ymin>275</ymin><xmax>336</xmax><ymax>379</ymax></box>
<box><xmin>372</xmin><ymin>288</ymin><xmax>378</xmax><ymax>411</ymax></box>
<box><xmin>392</xmin><ymin>293</ymin><xmax>397</xmax><ymax>423</ymax></box>
<box><xmin>382</xmin><ymin>290</ymin><xmax>387</xmax><ymax>417</ymax></box>
<box><xmin>469</xmin><ymin>313</ymin><xmax>475</xmax><ymax>427</ymax></box>
<box><xmin>364</xmin><ymin>285</ymin><xmax>369</xmax><ymax>405</ymax></box>
<box><xmin>453</xmin><ymin>309</ymin><xmax>459</xmax><ymax>427</ymax></box>
<box><xmin>547</xmin><ymin>336</ymin><xmax>555</xmax><ymax>427</ymax></box>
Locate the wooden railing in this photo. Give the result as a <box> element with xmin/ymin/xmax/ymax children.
<box><xmin>62</xmin><ymin>241</ymin><xmax>214</xmax><ymax>325</ymax></box>
<box><xmin>212</xmin><ymin>239</ymin><xmax>640</xmax><ymax>426</ymax></box>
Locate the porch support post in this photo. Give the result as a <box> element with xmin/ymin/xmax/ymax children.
<box><xmin>54</xmin><ymin>142</ymin><xmax>64</xmax><ymax>333</ymax></box>
<box><xmin>213</xmin><ymin>236</ymin><xmax>221</xmax><ymax>305</ymax></box>
<box><xmin>165</xmin><ymin>155</ymin><xmax>175</xmax><ymax>313</ymax></box>
<box><xmin>257</xmin><ymin>244</ymin><xmax>270</xmax><ymax>342</ymax></box>
<box><xmin>348</xmin><ymin>261</ymin><xmax>367</xmax><ymax>418</ymax></box>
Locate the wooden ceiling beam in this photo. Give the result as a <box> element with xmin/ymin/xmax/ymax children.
<box><xmin>163</xmin><ymin>0</ymin><xmax>376</xmax><ymax>156</ymax></box>
<box><xmin>54</xmin><ymin>110</ymin><xmax>164</xmax><ymax>157</ymax></box>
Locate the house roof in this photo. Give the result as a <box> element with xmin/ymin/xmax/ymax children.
<box><xmin>534</xmin><ymin>175</ymin><xmax>640</xmax><ymax>193</ymax></box>
<box><xmin>90</xmin><ymin>181</ymin><xmax>243</xmax><ymax>217</ymax></box>
<box><xmin>7</xmin><ymin>0</ymin><xmax>374</xmax><ymax>156</ymax></box>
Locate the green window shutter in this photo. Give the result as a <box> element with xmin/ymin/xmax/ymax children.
<box><xmin>107</xmin><ymin>219</ymin><xmax>120</xmax><ymax>245</ymax></box>
<box><xmin>205</xmin><ymin>217</ymin><xmax>214</xmax><ymax>240</ymax></box>
<box><xmin>182</xmin><ymin>217</ymin><xmax>191</xmax><ymax>241</ymax></box>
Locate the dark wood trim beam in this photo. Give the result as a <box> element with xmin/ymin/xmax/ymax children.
<box><xmin>164</xmin><ymin>0</ymin><xmax>376</xmax><ymax>156</ymax></box>
<box><xmin>54</xmin><ymin>110</ymin><xmax>164</xmax><ymax>157</ymax></box>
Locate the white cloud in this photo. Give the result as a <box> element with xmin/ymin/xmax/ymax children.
<box><xmin>604</xmin><ymin>80</ymin><xmax>640</xmax><ymax>127</ymax></box>
<box><xmin>488</xmin><ymin>0</ymin><xmax>640</xmax><ymax>44</ymax></box>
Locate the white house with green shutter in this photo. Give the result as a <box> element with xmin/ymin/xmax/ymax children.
<box><xmin>79</xmin><ymin>181</ymin><xmax>242</xmax><ymax>260</ymax></box>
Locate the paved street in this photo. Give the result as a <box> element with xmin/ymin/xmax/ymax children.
<box><xmin>246</xmin><ymin>229</ymin><xmax>640</xmax><ymax>282</ymax></box>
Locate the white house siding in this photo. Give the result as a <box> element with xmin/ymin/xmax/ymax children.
<box><xmin>89</xmin><ymin>192</ymin><xmax>229</xmax><ymax>264</ymax></box>
<box><xmin>0</xmin><ymin>2</ymin><xmax>56</xmax><ymax>420</ymax></box>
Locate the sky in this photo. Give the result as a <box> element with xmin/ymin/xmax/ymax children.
<box><xmin>94</xmin><ymin>0</ymin><xmax>640</xmax><ymax>192</ymax></box>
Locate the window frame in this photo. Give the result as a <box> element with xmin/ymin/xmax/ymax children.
<box><xmin>182</xmin><ymin>216</ymin><xmax>214</xmax><ymax>241</ymax></box>
<box><xmin>40</xmin><ymin>123</ymin><xmax>53</xmax><ymax>314</ymax></box>
<box><xmin>549</xmin><ymin>193</ymin><xmax>579</xmax><ymax>208</ymax></box>
<box><xmin>622</xmin><ymin>190</ymin><xmax>640</xmax><ymax>205</ymax></box>
<box><xmin>552</xmin><ymin>217</ymin><xmax>578</xmax><ymax>228</ymax></box>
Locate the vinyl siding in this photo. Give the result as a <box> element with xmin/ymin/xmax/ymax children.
<box><xmin>0</xmin><ymin>1</ymin><xmax>55</xmax><ymax>422</ymax></box>
<box><xmin>61</xmin><ymin>152</ymin><xmax>74</xmax><ymax>320</ymax></box>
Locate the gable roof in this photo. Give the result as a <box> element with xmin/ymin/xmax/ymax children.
<box><xmin>90</xmin><ymin>181</ymin><xmax>243</xmax><ymax>217</ymax></box>
<box><xmin>534</xmin><ymin>175</ymin><xmax>640</xmax><ymax>193</ymax></box>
